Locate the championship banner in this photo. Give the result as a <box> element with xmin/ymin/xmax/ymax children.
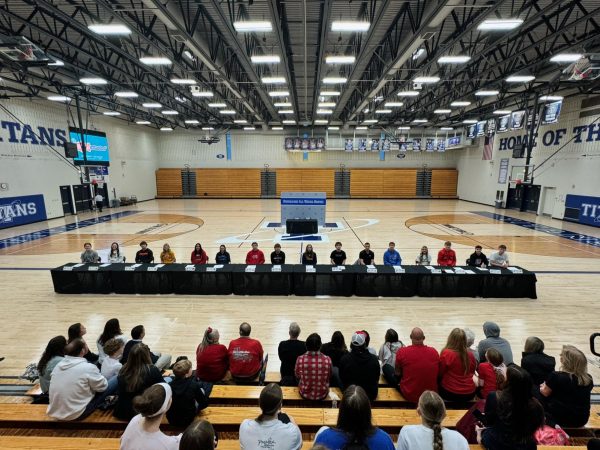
<box><xmin>497</xmin><ymin>115</ymin><xmax>511</xmax><ymax>133</ymax></box>
<box><xmin>344</xmin><ymin>138</ymin><xmax>353</xmax><ymax>152</ymax></box>
<box><xmin>511</xmin><ymin>110</ymin><xmax>526</xmax><ymax>130</ymax></box>
<box><xmin>541</xmin><ymin>100</ymin><xmax>563</xmax><ymax>125</ymax></box>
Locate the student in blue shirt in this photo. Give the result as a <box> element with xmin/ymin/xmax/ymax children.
<box><xmin>383</xmin><ymin>242</ymin><xmax>402</xmax><ymax>266</ymax></box>
<box><xmin>313</xmin><ymin>385</ymin><xmax>395</xmax><ymax>449</ymax></box>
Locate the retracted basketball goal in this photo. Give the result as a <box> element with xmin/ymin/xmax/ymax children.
<box><xmin>508</xmin><ymin>164</ymin><xmax>534</xmax><ymax>189</ymax></box>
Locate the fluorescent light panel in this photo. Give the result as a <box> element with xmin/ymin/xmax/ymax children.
<box><xmin>363</xmin><ymin>119</ymin><xmax>378</xmax><ymax>124</ymax></box>
<box><xmin>282</xmin><ymin>120</ymin><xmax>296</xmax><ymax>124</ymax></box>
<box><xmin>550</xmin><ymin>53</ymin><xmax>582</xmax><ymax>63</ymax></box>
<box><xmin>440</xmin><ymin>127</ymin><xmax>454</xmax><ymax>131</ymax></box>
<box><xmin>320</xmin><ymin>91</ymin><xmax>340</xmax><ymax>96</ymax></box>
<box><xmin>88</xmin><ymin>24</ymin><xmax>131</xmax><ymax>35</ymax></box>
<box><xmin>220</xmin><ymin>110</ymin><xmax>236</xmax><ymax>114</ymax></box>
<box><xmin>322</xmin><ymin>77</ymin><xmax>347</xmax><ymax>84</ymax></box>
<box><xmin>506</xmin><ymin>75</ymin><xmax>535</xmax><ymax>82</ymax></box>
<box><xmin>331</xmin><ymin>21</ymin><xmax>370</xmax><ymax>32</ymax></box>
<box><xmin>397</xmin><ymin>91</ymin><xmax>420</xmax><ymax>97</ymax></box>
<box><xmin>413</xmin><ymin>119</ymin><xmax>428</xmax><ymax>123</ymax></box>
<box><xmin>451</xmin><ymin>101</ymin><xmax>471</xmax><ymax>106</ymax></box>
<box><xmin>318</xmin><ymin>102</ymin><xmax>336</xmax><ymax>107</ymax></box>
<box><xmin>434</xmin><ymin>109</ymin><xmax>452</xmax><ymax>114</ymax></box>
<box><xmin>233</xmin><ymin>21</ymin><xmax>272</xmax><ymax>32</ymax></box>
<box><xmin>160</xmin><ymin>127</ymin><xmax>173</xmax><ymax>131</ymax></box>
<box><xmin>80</xmin><ymin>77</ymin><xmax>107</xmax><ymax>85</ymax></box>
<box><xmin>261</xmin><ymin>76</ymin><xmax>286</xmax><ymax>84</ymax></box>
<box><xmin>233</xmin><ymin>119</ymin><xmax>248</xmax><ymax>124</ymax></box>
<box><xmin>268</xmin><ymin>91</ymin><xmax>290</xmax><ymax>97</ymax></box>
<box><xmin>493</xmin><ymin>110</ymin><xmax>512</xmax><ymax>114</ymax></box>
<box><xmin>136</xmin><ymin>121</ymin><xmax>151</xmax><ymax>125</ymax></box>
<box><xmin>208</xmin><ymin>103</ymin><xmax>227</xmax><ymax>108</ymax></box>
<box><xmin>328</xmin><ymin>126</ymin><xmax>339</xmax><ymax>130</ymax></box>
<box><xmin>375</xmin><ymin>109</ymin><xmax>392</xmax><ymax>114</ymax></box>
<box><xmin>162</xmin><ymin>110</ymin><xmax>178</xmax><ymax>115</ymax></box>
<box><xmin>244</xmin><ymin>127</ymin><xmax>256</xmax><ymax>131</ymax></box>
<box><xmin>278</xmin><ymin>110</ymin><xmax>294</xmax><ymax>114</ymax></box>
<box><xmin>438</xmin><ymin>55</ymin><xmax>471</xmax><ymax>64</ymax></box>
<box><xmin>317</xmin><ymin>109</ymin><xmax>333</xmax><ymax>114</ymax></box>
<box><xmin>314</xmin><ymin>120</ymin><xmax>329</xmax><ymax>124</ymax></box>
<box><xmin>47</xmin><ymin>95</ymin><xmax>71</xmax><ymax>102</ymax></box>
<box><xmin>539</xmin><ymin>95</ymin><xmax>563</xmax><ymax>101</ymax></box>
<box><xmin>414</xmin><ymin>76</ymin><xmax>440</xmax><ymax>83</ymax></box>
<box><xmin>143</xmin><ymin>103</ymin><xmax>161</xmax><ymax>108</ymax></box>
<box><xmin>274</xmin><ymin>102</ymin><xmax>292</xmax><ymax>107</ymax></box>
<box><xmin>478</xmin><ymin>19</ymin><xmax>523</xmax><ymax>30</ymax></box>
<box><xmin>385</xmin><ymin>102</ymin><xmax>404</xmax><ymax>107</ymax></box>
<box><xmin>272</xmin><ymin>126</ymin><xmax>284</xmax><ymax>130</ymax></box>
<box><xmin>115</xmin><ymin>91</ymin><xmax>138</xmax><ymax>98</ymax></box>
<box><xmin>139</xmin><ymin>56</ymin><xmax>171</xmax><ymax>65</ymax></box>
<box><xmin>463</xmin><ymin>119</ymin><xmax>478</xmax><ymax>124</ymax></box>
<box><xmin>185</xmin><ymin>120</ymin><xmax>200</xmax><ymax>124</ymax></box>
<box><xmin>192</xmin><ymin>91</ymin><xmax>214</xmax><ymax>97</ymax></box>
<box><xmin>202</xmin><ymin>127</ymin><xmax>214</xmax><ymax>130</ymax></box>
<box><xmin>398</xmin><ymin>126</ymin><xmax>411</xmax><ymax>130</ymax></box>
<box><xmin>356</xmin><ymin>126</ymin><xmax>368</xmax><ymax>130</ymax></box>
<box><xmin>475</xmin><ymin>90</ymin><xmax>499</xmax><ymax>96</ymax></box>
<box><xmin>251</xmin><ymin>55</ymin><xmax>280</xmax><ymax>64</ymax></box>
<box><xmin>171</xmin><ymin>78</ymin><xmax>196</xmax><ymax>84</ymax></box>
<box><xmin>325</xmin><ymin>55</ymin><xmax>356</xmax><ymax>64</ymax></box>
<box><xmin>103</xmin><ymin>111</ymin><xmax>120</xmax><ymax>116</ymax></box>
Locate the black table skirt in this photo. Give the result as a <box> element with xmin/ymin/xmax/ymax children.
<box><xmin>50</xmin><ymin>264</ymin><xmax>537</xmax><ymax>299</ymax></box>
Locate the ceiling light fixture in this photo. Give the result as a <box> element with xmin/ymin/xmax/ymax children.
<box><xmin>139</xmin><ymin>56</ymin><xmax>172</xmax><ymax>65</ymax></box>
<box><xmin>88</xmin><ymin>24</ymin><xmax>131</xmax><ymax>35</ymax></box>
<box><xmin>142</xmin><ymin>103</ymin><xmax>162</xmax><ymax>108</ymax></box>
<box><xmin>274</xmin><ymin>102</ymin><xmax>292</xmax><ymax>107</ymax></box>
<box><xmin>162</xmin><ymin>110</ymin><xmax>178</xmax><ymax>115</ymax></box>
<box><xmin>278</xmin><ymin>110</ymin><xmax>294</xmax><ymax>114</ymax></box>
<box><xmin>506</xmin><ymin>75</ymin><xmax>535</xmax><ymax>82</ymax></box>
<box><xmin>493</xmin><ymin>110</ymin><xmax>512</xmax><ymax>114</ymax></box>
<box><xmin>202</xmin><ymin>127</ymin><xmax>214</xmax><ymax>131</ymax></box>
<box><xmin>170</xmin><ymin>78</ymin><xmax>196</xmax><ymax>85</ymax></box>
<box><xmin>463</xmin><ymin>119</ymin><xmax>478</xmax><ymax>124</ymax></box>
<box><xmin>478</xmin><ymin>19</ymin><xmax>523</xmax><ymax>30</ymax></box>
<box><xmin>475</xmin><ymin>90</ymin><xmax>499</xmax><ymax>96</ymax></box>
<box><xmin>318</xmin><ymin>102</ymin><xmax>336</xmax><ymax>107</ymax></box>
<box><xmin>208</xmin><ymin>103</ymin><xmax>227</xmax><ymax>108</ymax></box>
<box><xmin>103</xmin><ymin>111</ymin><xmax>121</xmax><ymax>116</ymax></box>
<box><xmin>398</xmin><ymin>126</ymin><xmax>411</xmax><ymax>130</ymax></box>
<box><xmin>325</xmin><ymin>55</ymin><xmax>356</xmax><ymax>64</ymax></box>
<box><xmin>251</xmin><ymin>55</ymin><xmax>281</xmax><ymax>63</ymax></box>
<box><xmin>320</xmin><ymin>91</ymin><xmax>341</xmax><ymax>96</ymax></box>
<box><xmin>317</xmin><ymin>109</ymin><xmax>333</xmax><ymax>114</ymax></box>
<box><xmin>331</xmin><ymin>21</ymin><xmax>370</xmax><ymax>32</ymax></box>
<box><xmin>440</xmin><ymin>127</ymin><xmax>454</xmax><ymax>131</ymax></box>
<box><xmin>539</xmin><ymin>95</ymin><xmax>564</xmax><ymax>101</ymax></box>
<box><xmin>363</xmin><ymin>119</ymin><xmax>378</xmax><ymax>124</ymax></box>
<box><xmin>192</xmin><ymin>91</ymin><xmax>214</xmax><ymax>97</ymax></box>
<box><xmin>261</xmin><ymin>76</ymin><xmax>286</xmax><ymax>84</ymax></box>
<box><xmin>115</xmin><ymin>91</ymin><xmax>138</xmax><ymax>98</ymax></box>
<box><xmin>272</xmin><ymin>126</ymin><xmax>284</xmax><ymax>130</ymax></box>
<box><xmin>220</xmin><ymin>110</ymin><xmax>236</xmax><ymax>115</ymax></box>
<box><xmin>397</xmin><ymin>91</ymin><xmax>420</xmax><ymax>97</ymax></box>
<box><xmin>323</xmin><ymin>77</ymin><xmax>347</xmax><ymax>84</ymax></box>
<box><xmin>385</xmin><ymin>102</ymin><xmax>404</xmax><ymax>107</ymax></box>
<box><xmin>414</xmin><ymin>76</ymin><xmax>440</xmax><ymax>83</ymax></box>
<box><xmin>269</xmin><ymin>91</ymin><xmax>290</xmax><ymax>97</ymax></box>
<box><xmin>328</xmin><ymin>126</ymin><xmax>340</xmax><ymax>130</ymax></box>
<box><xmin>413</xmin><ymin>119</ymin><xmax>428</xmax><ymax>123</ymax></box>
<box><xmin>282</xmin><ymin>120</ymin><xmax>296</xmax><ymax>124</ymax></box>
<box><xmin>80</xmin><ymin>77</ymin><xmax>107</xmax><ymax>85</ymax></box>
<box><xmin>434</xmin><ymin>109</ymin><xmax>452</xmax><ymax>114</ymax></box>
<box><xmin>356</xmin><ymin>126</ymin><xmax>368</xmax><ymax>130</ymax></box>
<box><xmin>233</xmin><ymin>21</ymin><xmax>273</xmax><ymax>32</ymax></box>
<box><xmin>375</xmin><ymin>109</ymin><xmax>392</xmax><ymax>114</ymax></box>
<box><xmin>451</xmin><ymin>101</ymin><xmax>471</xmax><ymax>106</ymax></box>
<box><xmin>136</xmin><ymin>121</ymin><xmax>151</xmax><ymax>125</ymax></box>
<box><xmin>244</xmin><ymin>127</ymin><xmax>256</xmax><ymax>131</ymax></box>
<box><xmin>550</xmin><ymin>53</ymin><xmax>582</xmax><ymax>63</ymax></box>
<box><xmin>234</xmin><ymin>119</ymin><xmax>248</xmax><ymax>124</ymax></box>
<box><xmin>184</xmin><ymin>120</ymin><xmax>200</xmax><ymax>124</ymax></box>
<box><xmin>438</xmin><ymin>55</ymin><xmax>471</xmax><ymax>64</ymax></box>
<box><xmin>47</xmin><ymin>95</ymin><xmax>71</xmax><ymax>102</ymax></box>
<box><xmin>160</xmin><ymin>127</ymin><xmax>173</xmax><ymax>131</ymax></box>
<box><xmin>315</xmin><ymin>119</ymin><xmax>329</xmax><ymax>124</ymax></box>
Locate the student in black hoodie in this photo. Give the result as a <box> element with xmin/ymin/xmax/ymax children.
<box><xmin>215</xmin><ymin>245</ymin><xmax>231</xmax><ymax>264</ymax></box>
<box><xmin>467</xmin><ymin>245</ymin><xmax>489</xmax><ymax>268</ymax></box>
<box><xmin>270</xmin><ymin>244</ymin><xmax>286</xmax><ymax>264</ymax></box>
<box><xmin>520</xmin><ymin>336</ymin><xmax>556</xmax><ymax>386</ymax></box>
<box><xmin>338</xmin><ymin>331</ymin><xmax>380</xmax><ymax>401</ymax></box>
<box><xmin>167</xmin><ymin>359</ymin><xmax>211</xmax><ymax>427</ymax></box>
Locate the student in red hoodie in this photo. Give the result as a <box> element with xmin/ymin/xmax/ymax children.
<box><xmin>439</xmin><ymin>328</ymin><xmax>477</xmax><ymax>402</ymax></box>
<box><xmin>437</xmin><ymin>241</ymin><xmax>457</xmax><ymax>267</ymax></box>
<box><xmin>191</xmin><ymin>243</ymin><xmax>209</xmax><ymax>264</ymax></box>
<box><xmin>228</xmin><ymin>322</ymin><xmax>264</xmax><ymax>380</ymax></box>
<box><xmin>245</xmin><ymin>242</ymin><xmax>265</xmax><ymax>265</ymax></box>
<box><xmin>196</xmin><ymin>327</ymin><xmax>228</xmax><ymax>382</ymax></box>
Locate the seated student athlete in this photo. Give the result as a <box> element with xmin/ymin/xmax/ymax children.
<box><xmin>270</xmin><ymin>244</ymin><xmax>286</xmax><ymax>264</ymax></box>
<box><xmin>330</xmin><ymin>242</ymin><xmax>346</xmax><ymax>266</ymax></box>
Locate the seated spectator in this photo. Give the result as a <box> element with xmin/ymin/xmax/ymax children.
<box><xmin>383</xmin><ymin>242</ymin><xmax>401</xmax><ymax>266</ymax></box>
<box><xmin>228</xmin><ymin>322</ymin><xmax>264</xmax><ymax>380</ymax></box>
<box><xmin>215</xmin><ymin>245</ymin><xmax>231</xmax><ymax>264</ymax></box>
<box><xmin>589</xmin><ymin>439</ymin><xmax>600</xmax><ymax>450</ymax></box>
<box><xmin>415</xmin><ymin>245</ymin><xmax>432</xmax><ymax>265</ymax></box>
<box><xmin>239</xmin><ymin>383</ymin><xmax>302</xmax><ymax>450</ymax></box>
<box><xmin>437</xmin><ymin>241</ymin><xmax>456</xmax><ymax>267</ymax></box>
<box><xmin>480</xmin><ymin>366</ymin><xmax>544</xmax><ymax>450</ymax></box>
<box><xmin>80</xmin><ymin>242</ymin><xmax>99</xmax><ymax>263</ymax></box>
<box><xmin>38</xmin><ymin>336</ymin><xmax>66</xmax><ymax>395</ymax></box>
<box><xmin>302</xmin><ymin>244</ymin><xmax>317</xmax><ymax>265</ymax></box>
<box><xmin>180</xmin><ymin>420</ymin><xmax>217</xmax><ymax>450</ymax></box>
<box><xmin>477</xmin><ymin>321</ymin><xmax>514</xmax><ymax>365</ymax></box>
<box><xmin>68</xmin><ymin>322</ymin><xmax>99</xmax><ymax>364</ymax></box>
<box><xmin>476</xmin><ymin>348</ymin><xmax>506</xmax><ymax>400</ymax></box>
<box><xmin>378</xmin><ymin>329</ymin><xmax>403</xmax><ymax>383</ymax></box>
<box><xmin>100</xmin><ymin>338</ymin><xmax>125</xmax><ymax>380</ymax></box>
<box><xmin>339</xmin><ymin>331</ymin><xmax>380</xmax><ymax>401</ymax></box>
<box><xmin>191</xmin><ymin>243</ymin><xmax>208</xmax><ymax>264</ymax></box>
<box><xmin>540</xmin><ymin>345</ymin><xmax>593</xmax><ymax>428</ymax></box>
<box><xmin>246</xmin><ymin>242</ymin><xmax>265</xmax><ymax>265</ymax></box>
<box><xmin>121</xmin><ymin>325</ymin><xmax>172</xmax><ymax>371</ymax></box>
<box><xmin>108</xmin><ymin>242</ymin><xmax>125</xmax><ymax>263</ymax></box>
<box><xmin>114</xmin><ymin>344</ymin><xmax>164</xmax><ymax>421</ymax></box>
<box><xmin>120</xmin><ymin>383</ymin><xmax>180</xmax><ymax>450</ymax></box>
<box><xmin>520</xmin><ymin>336</ymin><xmax>555</xmax><ymax>385</ymax></box>
<box><xmin>313</xmin><ymin>385</ymin><xmax>395</xmax><ymax>449</ymax></box>
<box><xmin>97</xmin><ymin>318</ymin><xmax>128</xmax><ymax>364</ymax></box>
<box><xmin>439</xmin><ymin>328</ymin><xmax>477</xmax><ymax>402</ymax></box>
<box><xmin>161</xmin><ymin>243</ymin><xmax>176</xmax><ymax>264</ymax></box>
<box><xmin>47</xmin><ymin>339</ymin><xmax>117</xmax><ymax>420</ymax></box>
<box><xmin>296</xmin><ymin>333</ymin><xmax>332</xmax><ymax>401</ymax></box>
<box><xmin>489</xmin><ymin>244</ymin><xmax>510</xmax><ymax>268</ymax></box>
<box><xmin>271</xmin><ymin>243</ymin><xmax>286</xmax><ymax>264</ymax></box>
<box><xmin>278</xmin><ymin>322</ymin><xmax>306</xmax><ymax>386</ymax></box>
<box><xmin>361</xmin><ymin>329</ymin><xmax>377</xmax><ymax>356</ymax></box>
<box><xmin>397</xmin><ymin>390</ymin><xmax>469</xmax><ymax>450</ymax></box>
<box><xmin>393</xmin><ymin>328</ymin><xmax>439</xmax><ymax>402</ymax></box>
<box><xmin>196</xmin><ymin>327</ymin><xmax>229</xmax><ymax>382</ymax></box>
<box><xmin>135</xmin><ymin>241</ymin><xmax>154</xmax><ymax>263</ymax></box>
<box><xmin>167</xmin><ymin>359</ymin><xmax>210</xmax><ymax>428</ymax></box>
<box><xmin>467</xmin><ymin>245</ymin><xmax>488</xmax><ymax>267</ymax></box>
<box><xmin>464</xmin><ymin>328</ymin><xmax>478</xmax><ymax>366</ymax></box>
<box><xmin>321</xmin><ymin>331</ymin><xmax>348</xmax><ymax>388</ymax></box>
<box><xmin>330</xmin><ymin>242</ymin><xmax>347</xmax><ymax>265</ymax></box>
<box><xmin>358</xmin><ymin>242</ymin><xmax>374</xmax><ymax>265</ymax></box>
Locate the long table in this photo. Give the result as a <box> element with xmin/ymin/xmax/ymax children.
<box><xmin>51</xmin><ymin>264</ymin><xmax>537</xmax><ymax>298</ymax></box>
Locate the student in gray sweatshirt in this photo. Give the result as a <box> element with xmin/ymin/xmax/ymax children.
<box><xmin>477</xmin><ymin>321</ymin><xmax>514</xmax><ymax>365</ymax></box>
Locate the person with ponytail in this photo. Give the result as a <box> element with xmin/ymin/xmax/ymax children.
<box><xmin>397</xmin><ymin>390</ymin><xmax>469</xmax><ymax>450</ymax></box>
<box><xmin>196</xmin><ymin>327</ymin><xmax>229</xmax><ymax>382</ymax></box>
<box><xmin>120</xmin><ymin>383</ymin><xmax>180</xmax><ymax>450</ymax></box>
<box><xmin>180</xmin><ymin>420</ymin><xmax>217</xmax><ymax>450</ymax></box>
<box><xmin>314</xmin><ymin>385</ymin><xmax>394</xmax><ymax>449</ymax></box>
<box><xmin>439</xmin><ymin>328</ymin><xmax>477</xmax><ymax>402</ymax></box>
<box><xmin>38</xmin><ymin>336</ymin><xmax>67</xmax><ymax>394</ymax></box>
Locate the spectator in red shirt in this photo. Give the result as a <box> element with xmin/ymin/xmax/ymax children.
<box><xmin>437</xmin><ymin>241</ymin><xmax>457</xmax><ymax>267</ymax></box>
<box><xmin>196</xmin><ymin>327</ymin><xmax>228</xmax><ymax>382</ymax></box>
<box><xmin>439</xmin><ymin>328</ymin><xmax>477</xmax><ymax>402</ymax></box>
<box><xmin>476</xmin><ymin>347</ymin><xmax>506</xmax><ymax>399</ymax></box>
<box><xmin>393</xmin><ymin>328</ymin><xmax>440</xmax><ymax>403</ymax></box>
<box><xmin>228</xmin><ymin>322</ymin><xmax>264</xmax><ymax>380</ymax></box>
<box><xmin>191</xmin><ymin>243</ymin><xmax>209</xmax><ymax>264</ymax></box>
<box><xmin>295</xmin><ymin>333</ymin><xmax>331</xmax><ymax>400</ymax></box>
<box><xmin>245</xmin><ymin>242</ymin><xmax>265</xmax><ymax>265</ymax></box>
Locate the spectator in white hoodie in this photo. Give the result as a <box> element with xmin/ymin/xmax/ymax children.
<box><xmin>379</xmin><ymin>329</ymin><xmax>404</xmax><ymax>387</ymax></box>
<box><xmin>47</xmin><ymin>338</ymin><xmax>118</xmax><ymax>421</ymax></box>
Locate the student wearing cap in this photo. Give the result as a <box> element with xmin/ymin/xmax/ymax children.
<box><xmin>246</xmin><ymin>242</ymin><xmax>265</xmax><ymax>265</ymax></box>
<box><xmin>271</xmin><ymin>244</ymin><xmax>286</xmax><ymax>265</ymax></box>
<box><xmin>239</xmin><ymin>383</ymin><xmax>302</xmax><ymax>450</ymax></box>
<box><xmin>120</xmin><ymin>383</ymin><xmax>180</xmax><ymax>450</ymax></box>
<box><xmin>135</xmin><ymin>241</ymin><xmax>154</xmax><ymax>264</ymax></box>
<box><xmin>338</xmin><ymin>331</ymin><xmax>381</xmax><ymax>401</ymax></box>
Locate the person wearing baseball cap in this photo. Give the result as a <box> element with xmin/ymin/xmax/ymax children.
<box><xmin>338</xmin><ymin>331</ymin><xmax>381</xmax><ymax>401</ymax></box>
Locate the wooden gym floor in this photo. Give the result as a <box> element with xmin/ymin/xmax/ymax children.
<box><xmin>0</xmin><ymin>198</ymin><xmax>599</xmax><ymax>380</ymax></box>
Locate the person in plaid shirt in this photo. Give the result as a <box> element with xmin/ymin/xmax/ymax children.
<box><xmin>295</xmin><ymin>333</ymin><xmax>332</xmax><ymax>400</ymax></box>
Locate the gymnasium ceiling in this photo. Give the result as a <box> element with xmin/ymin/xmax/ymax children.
<box><xmin>0</xmin><ymin>0</ymin><xmax>599</xmax><ymax>133</ymax></box>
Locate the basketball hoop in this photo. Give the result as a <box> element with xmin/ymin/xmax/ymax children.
<box><xmin>515</xmin><ymin>179</ymin><xmax>522</xmax><ymax>185</ymax></box>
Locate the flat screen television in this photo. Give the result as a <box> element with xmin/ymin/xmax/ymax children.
<box><xmin>69</xmin><ymin>128</ymin><xmax>110</xmax><ymax>166</ymax></box>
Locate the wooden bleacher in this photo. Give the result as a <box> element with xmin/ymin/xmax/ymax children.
<box><xmin>155</xmin><ymin>169</ymin><xmax>183</xmax><ymax>198</ymax></box>
<box><xmin>195</xmin><ymin>169</ymin><xmax>261</xmax><ymax>198</ymax></box>
<box><xmin>349</xmin><ymin>169</ymin><xmax>418</xmax><ymax>198</ymax></box>
<box><xmin>431</xmin><ymin>168</ymin><xmax>459</xmax><ymax>198</ymax></box>
<box><xmin>275</xmin><ymin>169</ymin><xmax>335</xmax><ymax>197</ymax></box>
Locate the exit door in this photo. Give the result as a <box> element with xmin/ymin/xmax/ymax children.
<box><xmin>59</xmin><ymin>185</ymin><xmax>74</xmax><ymax>215</ymax></box>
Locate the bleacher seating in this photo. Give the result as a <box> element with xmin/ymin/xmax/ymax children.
<box><xmin>350</xmin><ymin>169</ymin><xmax>418</xmax><ymax>198</ymax></box>
<box><xmin>195</xmin><ymin>169</ymin><xmax>261</xmax><ymax>198</ymax></box>
<box><xmin>275</xmin><ymin>169</ymin><xmax>335</xmax><ymax>197</ymax></box>
<box><xmin>431</xmin><ymin>168</ymin><xmax>459</xmax><ymax>198</ymax></box>
<box><xmin>155</xmin><ymin>169</ymin><xmax>183</xmax><ymax>198</ymax></box>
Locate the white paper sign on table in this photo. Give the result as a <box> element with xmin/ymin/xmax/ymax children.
<box><xmin>272</xmin><ymin>265</ymin><xmax>282</xmax><ymax>272</ymax></box>
<box><xmin>490</xmin><ymin>269</ymin><xmax>502</xmax><ymax>274</ymax></box>
<box><xmin>63</xmin><ymin>265</ymin><xmax>74</xmax><ymax>271</ymax></box>
<box><xmin>508</xmin><ymin>267</ymin><xmax>523</xmax><ymax>274</ymax></box>
<box><xmin>430</xmin><ymin>269</ymin><xmax>442</xmax><ymax>274</ymax></box>
<box><xmin>206</xmin><ymin>267</ymin><xmax>217</xmax><ymax>272</ymax></box>
<box><xmin>479</xmin><ymin>268</ymin><xmax>489</xmax><ymax>271</ymax></box>
<box><xmin>185</xmin><ymin>265</ymin><xmax>196</xmax><ymax>272</ymax></box>
<box><xmin>100</xmin><ymin>264</ymin><xmax>112</xmax><ymax>268</ymax></box>
<box><xmin>463</xmin><ymin>270</ymin><xmax>475</xmax><ymax>274</ymax></box>
<box><xmin>367</xmin><ymin>266</ymin><xmax>377</xmax><ymax>273</ymax></box>
<box><xmin>88</xmin><ymin>265</ymin><xmax>99</xmax><ymax>271</ymax></box>
<box><xmin>425</xmin><ymin>266</ymin><xmax>434</xmax><ymax>270</ymax></box>
<box><xmin>443</xmin><ymin>269</ymin><xmax>454</xmax><ymax>274</ymax></box>
<box><xmin>305</xmin><ymin>265</ymin><xmax>316</xmax><ymax>273</ymax></box>
<box><xmin>332</xmin><ymin>266</ymin><xmax>343</xmax><ymax>272</ymax></box>
<box><xmin>125</xmin><ymin>264</ymin><xmax>141</xmax><ymax>271</ymax></box>
<box><xmin>393</xmin><ymin>265</ymin><xmax>405</xmax><ymax>273</ymax></box>
<box><xmin>147</xmin><ymin>264</ymin><xmax>165</xmax><ymax>272</ymax></box>
<box><xmin>245</xmin><ymin>265</ymin><xmax>256</xmax><ymax>273</ymax></box>
<box><xmin>213</xmin><ymin>265</ymin><xmax>224</xmax><ymax>269</ymax></box>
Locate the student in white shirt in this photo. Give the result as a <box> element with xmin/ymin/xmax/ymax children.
<box><xmin>101</xmin><ymin>338</ymin><xmax>125</xmax><ymax>380</ymax></box>
<box><xmin>239</xmin><ymin>383</ymin><xmax>302</xmax><ymax>450</ymax></box>
<box><xmin>108</xmin><ymin>242</ymin><xmax>126</xmax><ymax>263</ymax></box>
<box><xmin>489</xmin><ymin>244</ymin><xmax>510</xmax><ymax>268</ymax></box>
<box><xmin>95</xmin><ymin>193</ymin><xmax>104</xmax><ymax>212</ymax></box>
<box><xmin>397</xmin><ymin>390</ymin><xmax>469</xmax><ymax>450</ymax></box>
<box><xmin>120</xmin><ymin>383</ymin><xmax>181</xmax><ymax>450</ymax></box>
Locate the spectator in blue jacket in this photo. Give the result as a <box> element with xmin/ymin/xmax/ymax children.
<box><xmin>383</xmin><ymin>242</ymin><xmax>402</xmax><ymax>266</ymax></box>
